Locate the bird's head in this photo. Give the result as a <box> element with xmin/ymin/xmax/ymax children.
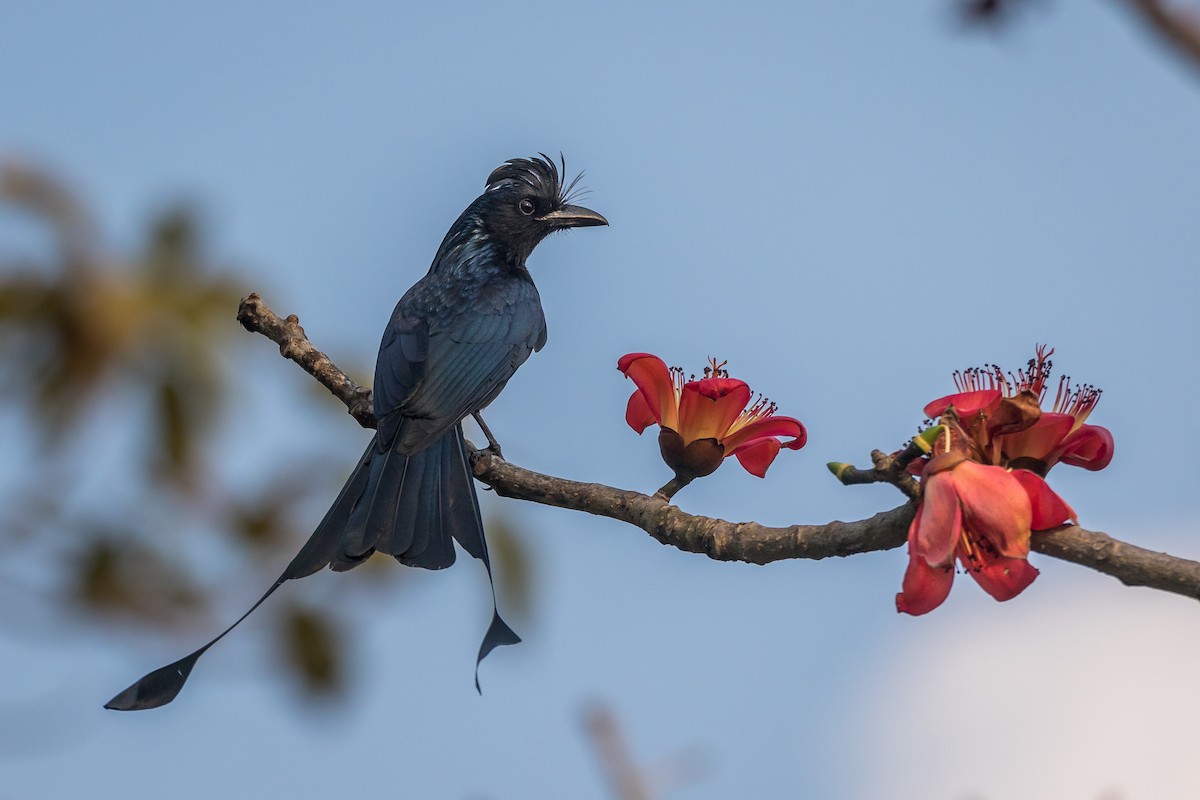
<box><xmin>477</xmin><ymin>154</ymin><xmax>607</xmax><ymax>261</ymax></box>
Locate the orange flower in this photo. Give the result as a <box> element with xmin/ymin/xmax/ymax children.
<box><xmin>618</xmin><ymin>353</ymin><xmax>806</xmax><ymax>480</ymax></box>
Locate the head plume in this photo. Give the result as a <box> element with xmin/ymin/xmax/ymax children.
<box><xmin>485</xmin><ymin>153</ymin><xmax>587</xmax><ymax>206</ymax></box>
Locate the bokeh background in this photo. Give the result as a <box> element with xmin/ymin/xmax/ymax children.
<box><xmin>3</xmin><ymin>2</ymin><xmax>1199</xmax><ymax>797</ymax></box>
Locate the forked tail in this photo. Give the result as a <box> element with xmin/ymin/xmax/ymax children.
<box><xmin>105</xmin><ymin>424</ymin><xmax>519</xmax><ymax>711</ymax></box>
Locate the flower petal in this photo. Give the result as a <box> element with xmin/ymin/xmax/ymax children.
<box><xmin>912</xmin><ymin>471</ymin><xmax>962</xmax><ymax>567</ymax></box>
<box><xmin>617</xmin><ymin>353</ymin><xmax>678</xmax><ymax>432</ymax></box>
<box><xmin>998</xmin><ymin>412</ymin><xmax>1075</xmax><ymax>463</ymax></box>
<box><xmin>734</xmin><ymin>439</ymin><xmax>780</xmax><ymax>478</ymax></box>
<box><xmin>967</xmin><ymin>555</ymin><xmax>1039</xmax><ymax>602</ymax></box>
<box><xmin>624</xmin><ymin>390</ymin><xmax>658</xmax><ymax>434</ymax></box>
<box><xmin>923</xmin><ymin>451</ymin><xmax>966</xmax><ymax>477</ymax></box>
<box><xmin>923</xmin><ymin>389</ymin><xmax>1001</xmax><ymax>421</ymax></box>
<box><xmin>949</xmin><ymin>461</ymin><xmax>1032</xmax><ymax>559</ymax></box>
<box><xmin>722</xmin><ymin>415</ymin><xmax>807</xmax><ymax>455</ymax></box>
<box><xmin>1056</xmin><ymin>424</ymin><xmax>1114</xmax><ymax>471</ymax></box>
<box><xmin>897</xmin><ymin>516</ymin><xmax>955</xmax><ymax>616</ymax></box>
<box><xmin>676</xmin><ymin>378</ymin><xmax>751</xmax><ymax>444</ymax></box>
<box><xmin>1010</xmin><ymin>469</ymin><xmax>1077</xmax><ymax>529</ymax></box>
<box><xmin>986</xmin><ymin>392</ymin><xmax>1043</xmax><ymax>437</ymax></box>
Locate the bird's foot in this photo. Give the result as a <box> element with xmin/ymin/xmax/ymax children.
<box><xmin>472</xmin><ymin>412</ymin><xmax>505</xmax><ymax>460</ymax></box>
<box><xmin>467</xmin><ymin>442</ymin><xmax>503</xmax><ymax>474</ymax></box>
<box><xmin>477</xmin><ymin>438</ymin><xmax>503</xmax><ymax>459</ymax></box>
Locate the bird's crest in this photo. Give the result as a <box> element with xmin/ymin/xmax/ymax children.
<box><xmin>486</xmin><ymin>153</ymin><xmax>587</xmax><ymax>206</ymax></box>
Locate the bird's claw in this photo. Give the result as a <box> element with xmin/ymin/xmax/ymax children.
<box><xmin>471</xmin><ymin>412</ymin><xmax>505</xmax><ymax>460</ymax></box>
<box><xmin>466</xmin><ymin>439</ymin><xmax>503</xmax><ymax>461</ymax></box>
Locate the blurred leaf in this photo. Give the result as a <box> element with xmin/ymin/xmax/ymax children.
<box><xmin>225</xmin><ymin>467</ymin><xmax>332</xmax><ymax>549</ymax></box>
<box><xmin>484</xmin><ymin>515</ymin><xmax>536</xmax><ymax>623</ymax></box>
<box><xmin>280</xmin><ymin>605</ymin><xmax>343</xmax><ymax>696</ymax></box>
<box><xmin>228</xmin><ymin>492</ymin><xmax>293</xmax><ymax>549</ymax></box>
<box><xmin>0</xmin><ymin>161</ymin><xmax>385</xmax><ymax>708</ymax></box>
<box><xmin>71</xmin><ymin>535</ymin><xmax>203</xmax><ymax>624</ymax></box>
<box><xmin>142</xmin><ymin>207</ymin><xmax>198</xmax><ymax>280</ymax></box>
<box><xmin>955</xmin><ymin>0</ymin><xmax>1038</xmax><ymax>28</ymax></box>
<box><xmin>155</xmin><ymin>375</ymin><xmax>192</xmax><ymax>484</ymax></box>
<box><xmin>1</xmin><ymin>164</ymin><xmax>244</xmax><ymax>457</ymax></box>
<box><xmin>0</xmin><ymin>160</ymin><xmax>96</xmax><ymax>261</ymax></box>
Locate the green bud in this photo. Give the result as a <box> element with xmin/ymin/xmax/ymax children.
<box><xmin>914</xmin><ymin>425</ymin><xmax>946</xmax><ymax>454</ymax></box>
<box><xmin>826</xmin><ymin>462</ymin><xmax>853</xmax><ymax>481</ymax></box>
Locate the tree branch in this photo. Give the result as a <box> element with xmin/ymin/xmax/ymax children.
<box><xmin>235</xmin><ymin>293</ymin><xmax>1200</xmax><ymax>602</ymax></box>
<box><xmin>237</xmin><ymin>293</ymin><xmax>376</xmax><ymax>428</ymax></box>
<box><xmin>1121</xmin><ymin>0</ymin><xmax>1200</xmax><ymax>75</ymax></box>
<box><xmin>827</xmin><ymin>446</ymin><xmax>922</xmax><ymax>501</ymax></box>
<box><xmin>470</xmin><ymin>452</ymin><xmax>915</xmax><ymax>563</ymax></box>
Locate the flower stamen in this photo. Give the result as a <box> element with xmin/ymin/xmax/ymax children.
<box><xmin>1012</xmin><ymin>344</ymin><xmax>1054</xmax><ymax>399</ymax></box>
<box><xmin>954</xmin><ymin>345</ymin><xmax>1062</xmax><ymax>403</ymax></box>
<box><xmin>1053</xmin><ymin>376</ymin><xmax>1102</xmax><ymax>423</ymax></box>
<box><xmin>669</xmin><ymin>365</ymin><xmax>685</xmax><ymax>401</ymax></box>
<box><xmin>726</xmin><ymin>392</ymin><xmax>779</xmax><ymax>435</ymax></box>
<box><xmin>702</xmin><ymin>357</ymin><xmax>729</xmax><ymax>380</ymax></box>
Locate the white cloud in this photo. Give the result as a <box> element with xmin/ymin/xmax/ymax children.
<box><xmin>844</xmin><ymin>577</ymin><xmax>1200</xmax><ymax>800</ymax></box>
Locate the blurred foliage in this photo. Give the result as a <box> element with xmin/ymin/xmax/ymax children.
<box><xmin>486</xmin><ymin>516</ymin><xmax>536</xmax><ymax>623</ymax></box>
<box><xmin>71</xmin><ymin>533</ymin><xmax>203</xmax><ymax>625</ymax></box>
<box><xmin>952</xmin><ymin>0</ymin><xmax>1045</xmax><ymax>30</ymax></box>
<box><xmin>0</xmin><ymin>159</ymin><xmax>537</xmax><ymax>704</ymax></box>
<box><xmin>1</xmin><ymin>166</ymin><xmax>228</xmax><ymax>485</ymax></box>
<box><xmin>583</xmin><ymin>702</ymin><xmax>709</xmax><ymax>800</ymax></box>
<box><xmin>280</xmin><ymin>605</ymin><xmax>344</xmax><ymax>695</ymax></box>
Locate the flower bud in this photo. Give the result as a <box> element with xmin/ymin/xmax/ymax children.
<box><xmin>658</xmin><ymin>428</ymin><xmax>725</xmax><ymax>480</ymax></box>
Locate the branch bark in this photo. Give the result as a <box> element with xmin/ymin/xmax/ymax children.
<box><xmin>1121</xmin><ymin>0</ymin><xmax>1200</xmax><ymax>75</ymax></box>
<box><xmin>237</xmin><ymin>293</ymin><xmax>375</xmax><ymax>428</ymax></box>
<box><xmin>236</xmin><ymin>293</ymin><xmax>1200</xmax><ymax>602</ymax></box>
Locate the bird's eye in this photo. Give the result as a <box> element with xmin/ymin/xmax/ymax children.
<box><xmin>518</xmin><ymin>198</ymin><xmax>536</xmax><ymax>216</ymax></box>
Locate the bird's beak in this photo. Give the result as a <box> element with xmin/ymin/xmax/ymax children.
<box><xmin>539</xmin><ymin>204</ymin><xmax>609</xmax><ymax>228</ymax></box>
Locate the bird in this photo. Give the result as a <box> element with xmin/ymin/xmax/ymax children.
<box><xmin>105</xmin><ymin>154</ymin><xmax>608</xmax><ymax>710</ymax></box>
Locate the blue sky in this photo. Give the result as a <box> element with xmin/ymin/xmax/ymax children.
<box><xmin>4</xmin><ymin>1</ymin><xmax>1200</xmax><ymax>797</ymax></box>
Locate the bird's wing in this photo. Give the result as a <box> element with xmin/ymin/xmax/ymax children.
<box><xmin>372</xmin><ymin>314</ymin><xmax>428</xmax><ymax>446</ymax></box>
<box><xmin>373</xmin><ymin>282</ymin><xmax>544</xmax><ymax>453</ymax></box>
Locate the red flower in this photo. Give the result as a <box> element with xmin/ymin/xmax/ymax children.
<box><xmin>896</xmin><ymin>453</ymin><xmax>1075</xmax><ymax>615</ymax></box>
<box><xmin>923</xmin><ymin>345</ymin><xmax>1114</xmax><ymax>475</ymax></box>
<box><xmin>618</xmin><ymin>353</ymin><xmax>806</xmax><ymax>480</ymax></box>
<box><xmin>897</xmin><ymin>346</ymin><xmax>1110</xmax><ymax>614</ymax></box>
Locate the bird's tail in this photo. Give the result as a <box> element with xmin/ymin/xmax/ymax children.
<box><xmin>333</xmin><ymin>425</ymin><xmax>469</xmax><ymax>571</ymax></box>
<box><xmin>104</xmin><ymin>424</ymin><xmax>519</xmax><ymax>711</ymax></box>
<box><xmin>332</xmin><ymin>424</ymin><xmax>521</xmax><ymax>685</ymax></box>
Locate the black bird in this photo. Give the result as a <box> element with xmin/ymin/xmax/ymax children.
<box><xmin>106</xmin><ymin>155</ymin><xmax>607</xmax><ymax>710</ymax></box>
